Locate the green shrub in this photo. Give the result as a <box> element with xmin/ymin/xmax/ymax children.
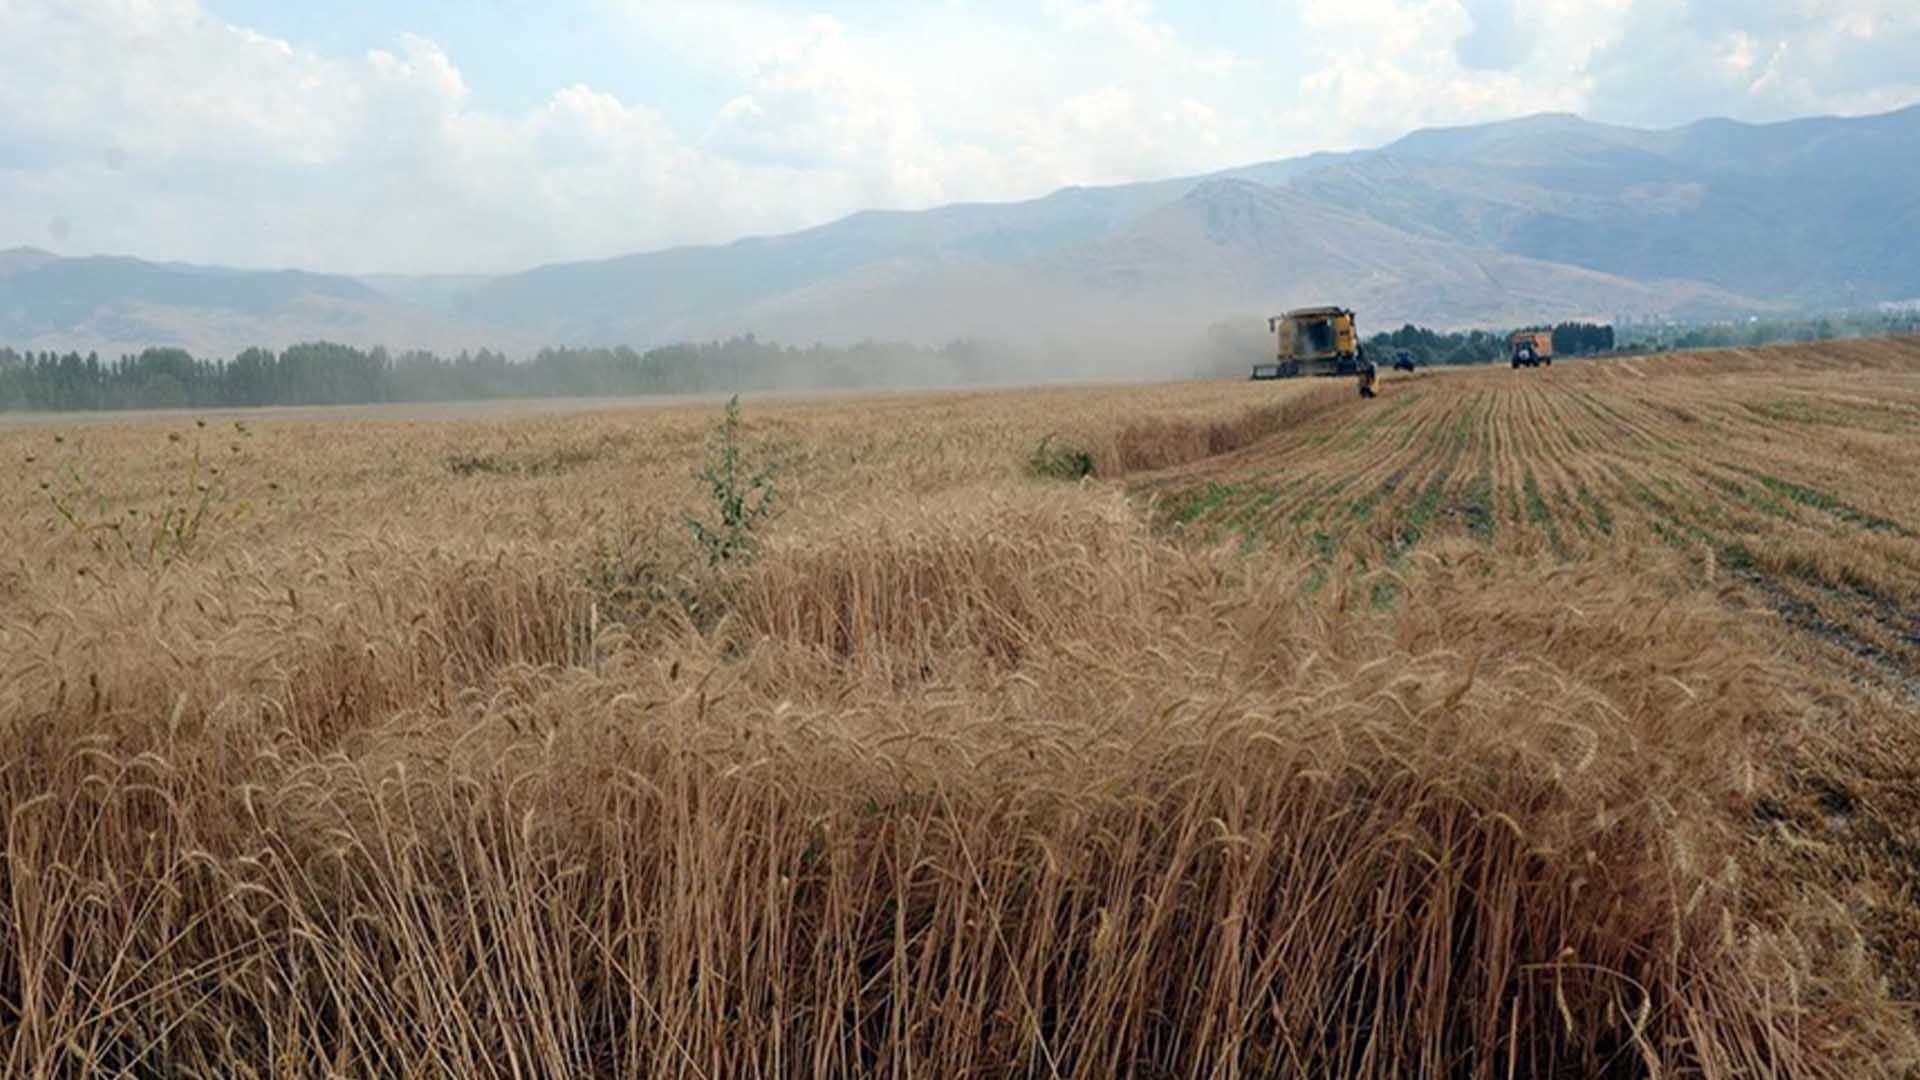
<box><xmin>686</xmin><ymin>396</ymin><xmax>778</xmax><ymax>566</ymax></box>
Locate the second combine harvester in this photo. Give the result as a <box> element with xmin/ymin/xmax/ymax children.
<box><xmin>1253</xmin><ymin>305</ymin><xmax>1378</xmax><ymax>398</ymax></box>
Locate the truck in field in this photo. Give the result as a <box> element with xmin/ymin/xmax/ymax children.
<box><xmin>1510</xmin><ymin>329</ymin><xmax>1553</xmax><ymax>369</ymax></box>
<box><xmin>1252</xmin><ymin>306</ymin><xmax>1367</xmax><ymax>380</ymax></box>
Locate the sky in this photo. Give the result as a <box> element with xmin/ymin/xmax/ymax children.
<box><xmin>1</xmin><ymin>0</ymin><xmax>1916</xmax><ymax>275</ymax></box>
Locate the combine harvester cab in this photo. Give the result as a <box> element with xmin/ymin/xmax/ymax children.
<box><xmin>1253</xmin><ymin>306</ymin><xmax>1366</xmax><ymax>380</ymax></box>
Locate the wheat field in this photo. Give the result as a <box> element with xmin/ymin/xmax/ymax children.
<box><xmin>3</xmin><ymin>340</ymin><xmax>1919</xmax><ymax>1077</ymax></box>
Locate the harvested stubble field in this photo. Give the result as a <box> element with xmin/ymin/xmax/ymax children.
<box><xmin>2</xmin><ymin>339</ymin><xmax>1919</xmax><ymax>1077</ymax></box>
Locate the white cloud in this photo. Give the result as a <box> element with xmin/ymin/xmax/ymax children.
<box><xmin>1583</xmin><ymin>0</ymin><xmax>1920</xmax><ymax>122</ymax></box>
<box><xmin>0</xmin><ymin>0</ymin><xmax>1912</xmax><ymax>274</ymax></box>
<box><xmin>1284</xmin><ymin>0</ymin><xmax>1649</xmax><ymax>143</ymax></box>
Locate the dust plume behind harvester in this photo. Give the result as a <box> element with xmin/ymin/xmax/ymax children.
<box><xmin>1253</xmin><ymin>305</ymin><xmax>1379</xmax><ymax>398</ymax></box>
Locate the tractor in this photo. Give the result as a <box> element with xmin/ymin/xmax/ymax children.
<box><xmin>1510</xmin><ymin>330</ymin><xmax>1553</xmax><ymax>369</ymax></box>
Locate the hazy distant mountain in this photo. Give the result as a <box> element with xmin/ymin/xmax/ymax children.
<box><xmin>5</xmin><ymin>102</ymin><xmax>1916</xmax><ymax>357</ymax></box>
<box><xmin>1291</xmin><ymin>104</ymin><xmax>1920</xmax><ymax>305</ymax></box>
<box><xmin>1043</xmin><ymin>178</ymin><xmax>1752</xmax><ymax>325</ymax></box>
<box><xmin>463</xmin><ymin>105</ymin><xmax>1917</xmax><ymax>346</ymax></box>
<box><xmin>0</xmin><ymin>249</ymin><xmax>511</xmax><ymax>357</ymax></box>
<box><xmin>0</xmin><ymin>247</ymin><xmax>61</xmax><ymax>276</ymax></box>
<box><xmin>355</xmin><ymin>273</ymin><xmax>495</xmax><ymax>313</ymax></box>
<box><xmin>677</xmin><ymin>180</ymin><xmax>1754</xmax><ymax>354</ymax></box>
<box><xmin>456</xmin><ymin>180</ymin><xmax>1198</xmax><ymax>345</ymax></box>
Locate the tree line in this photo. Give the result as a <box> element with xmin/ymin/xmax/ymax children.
<box><xmin>5</xmin><ymin>310</ymin><xmax>1915</xmax><ymax>412</ymax></box>
<box><xmin>1615</xmin><ymin>311</ymin><xmax>1920</xmax><ymax>352</ymax></box>
<box><xmin>0</xmin><ymin>337</ymin><xmax>1013</xmax><ymax>412</ymax></box>
<box><xmin>1364</xmin><ymin>322</ymin><xmax>1616</xmax><ymax>366</ymax></box>
<box><xmin>1364</xmin><ymin>311</ymin><xmax>1920</xmax><ymax>367</ymax></box>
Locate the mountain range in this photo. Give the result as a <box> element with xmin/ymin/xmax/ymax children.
<box><xmin>4</xmin><ymin>103</ymin><xmax>1917</xmax><ymax>359</ymax></box>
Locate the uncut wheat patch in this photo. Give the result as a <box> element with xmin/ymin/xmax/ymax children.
<box><xmin>10</xmin><ymin>483</ymin><xmax>1904</xmax><ymax>1074</ymax></box>
<box><xmin>5</xmin><ymin>357</ymin><xmax>1920</xmax><ymax>1076</ymax></box>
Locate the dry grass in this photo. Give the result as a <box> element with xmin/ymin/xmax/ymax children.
<box><xmin>3</xmin><ymin>345</ymin><xmax>1919</xmax><ymax>1076</ymax></box>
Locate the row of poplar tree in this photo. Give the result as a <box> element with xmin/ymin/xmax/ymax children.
<box><xmin>0</xmin><ymin>337</ymin><xmax>1008</xmax><ymax>411</ymax></box>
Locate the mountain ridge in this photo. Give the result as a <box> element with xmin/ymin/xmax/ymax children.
<box><xmin>6</xmin><ymin>102</ymin><xmax>1915</xmax><ymax>357</ymax></box>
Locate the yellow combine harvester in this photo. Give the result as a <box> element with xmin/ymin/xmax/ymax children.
<box><xmin>1253</xmin><ymin>305</ymin><xmax>1378</xmax><ymax>398</ymax></box>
